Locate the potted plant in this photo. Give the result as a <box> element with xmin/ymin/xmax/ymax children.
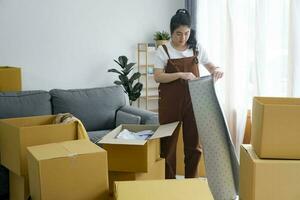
<box><xmin>108</xmin><ymin>56</ymin><xmax>143</xmax><ymax>106</ymax></box>
<box><xmin>153</xmin><ymin>31</ymin><xmax>171</xmax><ymax>47</ymax></box>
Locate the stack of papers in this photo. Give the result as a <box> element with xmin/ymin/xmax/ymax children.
<box><xmin>116</xmin><ymin>129</ymin><xmax>154</xmax><ymax>140</ymax></box>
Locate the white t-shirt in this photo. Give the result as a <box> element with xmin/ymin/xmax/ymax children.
<box><xmin>154</xmin><ymin>41</ymin><xmax>210</xmax><ymax>69</ymax></box>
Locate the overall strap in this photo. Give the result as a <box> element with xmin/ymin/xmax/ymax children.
<box><xmin>162</xmin><ymin>45</ymin><xmax>171</xmax><ymax>59</ymax></box>
<box><xmin>193</xmin><ymin>47</ymin><xmax>199</xmax><ymax>57</ymax></box>
<box><xmin>193</xmin><ymin>47</ymin><xmax>199</xmax><ymax>64</ymax></box>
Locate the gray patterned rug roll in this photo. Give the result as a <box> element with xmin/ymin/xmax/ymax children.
<box><xmin>188</xmin><ymin>76</ymin><xmax>239</xmax><ymax>200</ymax></box>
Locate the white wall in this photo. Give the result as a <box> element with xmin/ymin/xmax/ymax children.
<box><xmin>0</xmin><ymin>0</ymin><xmax>183</xmax><ymax>90</ymax></box>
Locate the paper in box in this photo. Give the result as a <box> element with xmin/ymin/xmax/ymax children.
<box><xmin>99</xmin><ymin>122</ymin><xmax>179</xmax><ymax>172</ymax></box>
<box><xmin>251</xmin><ymin>97</ymin><xmax>300</xmax><ymax>159</ymax></box>
<box><xmin>0</xmin><ymin>115</ymin><xmax>78</xmax><ymax>176</ymax></box>
<box><xmin>240</xmin><ymin>144</ymin><xmax>300</xmax><ymax>200</ymax></box>
<box><xmin>27</xmin><ymin>140</ymin><xmax>109</xmax><ymax>200</ymax></box>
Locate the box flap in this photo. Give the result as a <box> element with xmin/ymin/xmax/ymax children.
<box><xmin>0</xmin><ymin>115</ymin><xmax>55</xmax><ymax>127</ymax></box>
<box><xmin>27</xmin><ymin>140</ymin><xmax>103</xmax><ymax>160</ymax></box>
<box><xmin>99</xmin><ymin>122</ymin><xmax>179</xmax><ymax>145</ymax></box>
<box><xmin>98</xmin><ymin>138</ymin><xmax>147</xmax><ymax>145</ymax></box>
<box><xmin>254</xmin><ymin>96</ymin><xmax>300</xmax><ymax>106</ymax></box>
<box><xmin>98</xmin><ymin>125</ymin><xmax>147</xmax><ymax>145</ymax></box>
<box><xmin>150</xmin><ymin>121</ymin><xmax>179</xmax><ymax>140</ymax></box>
<box><xmin>114</xmin><ymin>179</ymin><xmax>213</xmax><ymax>200</ymax></box>
<box><xmin>241</xmin><ymin>144</ymin><xmax>259</xmax><ymax>161</ymax></box>
<box><xmin>0</xmin><ymin>66</ymin><xmax>20</xmax><ymax>70</ymax></box>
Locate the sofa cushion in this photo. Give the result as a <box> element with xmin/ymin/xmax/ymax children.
<box><xmin>50</xmin><ymin>86</ymin><xmax>126</xmax><ymax>131</ymax></box>
<box><xmin>0</xmin><ymin>90</ymin><xmax>52</xmax><ymax>119</ymax></box>
<box><xmin>115</xmin><ymin>110</ymin><xmax>141</xmax><ymax>127</ymax></box>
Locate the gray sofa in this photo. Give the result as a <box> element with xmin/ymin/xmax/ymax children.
<box><xmin>0</xmin><ymin>85</ymin><xmax>158</xmax><ymax>199</ymax></box>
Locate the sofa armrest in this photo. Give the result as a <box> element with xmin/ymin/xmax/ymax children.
<box><xmin>118</xmin><ymin>105</ymin><xmax>158</xmax><ymax>125</ymax></box>
<box><xmin>115</xmin><ymin>110</ymin><xmax>141</xmax><ymax>127</ymax></box>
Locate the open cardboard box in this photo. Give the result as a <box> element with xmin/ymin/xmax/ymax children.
<box><xmin>251</xmin><ymin>97</ymin><xmax>300</xmax><ymax>159</ymax></box>
<box><xmin>99</xmin><ymin>122</ymin><xmax>179</xmax><ymax>172</ymax></box>
<box><xmin>0</xmin><ymin>115</ymin><xmax>78</xmax><ymax>176</ymax></box>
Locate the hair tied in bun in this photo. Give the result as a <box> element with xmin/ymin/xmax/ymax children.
<box><xmin>176</xmin><ymin>9</ymin><xmax>188</xmax><ymax>15</ymax></box>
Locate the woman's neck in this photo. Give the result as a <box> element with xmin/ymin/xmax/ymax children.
<box><xmin>170</xmin><ymin>41</ymin><xmax>188</xmax><ymax>51</ymax></box>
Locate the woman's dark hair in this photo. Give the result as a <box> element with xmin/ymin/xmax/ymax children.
<box><xmin>170</xmin><ymin>9</ymin><xmax>197</xmax><ymax>51</ymax></box>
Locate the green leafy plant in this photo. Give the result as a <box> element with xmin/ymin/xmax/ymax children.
<box><xmin>153</xmin><ymin>31</ymin><xmax>171</xmax><ymax>41</ymax></box>
<box><xmin>108</xmin><ymin>56</ymin><xmax>143</xmax><ymax>105</ymax></box>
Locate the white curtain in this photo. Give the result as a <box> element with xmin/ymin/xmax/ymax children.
<box><xmin>197</xmin><ymin>0</ymin><xmax>298</xmax><ymax>156</ymax></box>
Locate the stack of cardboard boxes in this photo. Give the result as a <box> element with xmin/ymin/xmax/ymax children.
<box><xmin>27</xmin><ymin>139</ymin><xmax>109</xmax><ymax>200</ymax></box>
<box><xmin>0</xmin><ymin>67</ymin><xmax>212</xmax><ymax>199</ymax></box>
<box><xmin>99</xmin><ymin>123</ymin><xmax>179</xmax><ymax>197</ymax></box>
<box><xmin>240</xmin><ymin>97</ymin><xmax>300</xmax><ymax>200</ymax></box>
<box><xmin>0</xmin><ymin>115</ymin><xmax>110</xmax><ymax>200</ymax></box>
<box><xmin>0</xmin><ymin>66</ymin><xmax>22</xmax><ymax>199</ymax></box>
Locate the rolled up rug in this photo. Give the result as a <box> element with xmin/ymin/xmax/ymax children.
<box><xmin>188</xmin><ymin>76</ymin><xmax>239</xmax><ymax>200</ymax></box>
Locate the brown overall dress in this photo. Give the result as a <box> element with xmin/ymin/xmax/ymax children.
<box><xmin>159</xmin><ymin>45</ymin><xmax>202</xmax><ymax>179</ymax></box>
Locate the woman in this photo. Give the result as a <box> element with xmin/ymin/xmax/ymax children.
<box><xmin>154</xmin><ymin>9</ymin><xmax>223</xmax><ymax>179</ymax></box>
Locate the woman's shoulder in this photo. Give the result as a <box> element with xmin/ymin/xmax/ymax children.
<box><xmin>155</xmin><ymin>42</ymin><xmax>170</xmax><ymax>57</ymax></box>
<box><xmin>196</xmin><ymin>43</ymin><xmax>206</xmax><ymax>52</ymax></box>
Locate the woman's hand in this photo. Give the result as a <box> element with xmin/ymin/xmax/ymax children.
<box><xmin>179</xmin><ymin>72</ymin><xmax>197</xmax><ymax>80</ymax></box>
<box><xmin>212</xmin><ymin>67</ymin><xmax>224</xmax><ymax>81</ymax></box>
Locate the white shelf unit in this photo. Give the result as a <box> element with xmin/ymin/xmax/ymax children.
<box><xmin>137</xmin><ymin>43</ymin><xmax>159</xmax><ymax>112</ymax></box>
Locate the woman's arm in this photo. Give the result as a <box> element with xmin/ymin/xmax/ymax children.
<box><xmin>204</xmin><ymin>62</ymin><xmax>224</xmax><ymax>80</ymax></box>
<box><xmin>204</xmin><ymin>62</ymin><xmax>219</xmax><ymax>74</ymax></box>
<box><xmin>154</xmin><ymin>68</ymin><xmax>197</xmax><ymax>83</ymax></box>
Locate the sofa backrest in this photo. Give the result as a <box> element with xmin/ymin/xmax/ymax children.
<box><xmin>50</xmin><ymin>85</ymin><xmax>126</xmax><ymax>131</ymax></box>
<box><xmin>0</xmin><ymin>90</ymin><xmax>52</xmax><ymax>119</ymax></box>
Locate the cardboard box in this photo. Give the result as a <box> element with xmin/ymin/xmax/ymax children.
<box><xmin>109</xmin><ymin>158</ymin><xmax>165</xmax><ymax>194</ymax></box>
<box><xmin>176</xmin><ymin>127</ymin><xmax>206</xmax><ymax>177</ymax></box>
<box><xmin>27</xmin><ymin>140</ymin><xmax>109</xmax><ymax>200</ymax></box>
<box><xmin>251</xmin><ymin>97</ymin><xmax>300</xmax><ymax>159</ymax></box>
<box><xmin>240</xmin><ymin>144</ymin><xmax>300</xmax><ymax>200</ymax></box>
<box><xmin>0</xmin><ymin>115</ymin><xmax>78</xmax><ymax>176</ymax></box>
<box><xmin>243</xmin><ymin>109</ymin><xmax>252</xmax><ymax>144</ymax></box>
<box><xmin>0</xmin><ymin>66</ymin><xmax>21</xmax><ymax>163</ymax></box>
<box><xmin>113</xmin><ymin>179</ymin><xmax>213</xmax><ymax>200</ymax></box>
<box><xmin>9</xmin><ymin>171</ymin><xmax>29</xmax><ymax>200</ymax></box>
<box><xmin>99</xmin><ymin>122</ymin><xmax>178</xmax><ymax>172</ymax></box>
<box><xmin>0</xmin><ymin>66</ymin><xmax>22</xmax><ymax>92</ymax></box>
